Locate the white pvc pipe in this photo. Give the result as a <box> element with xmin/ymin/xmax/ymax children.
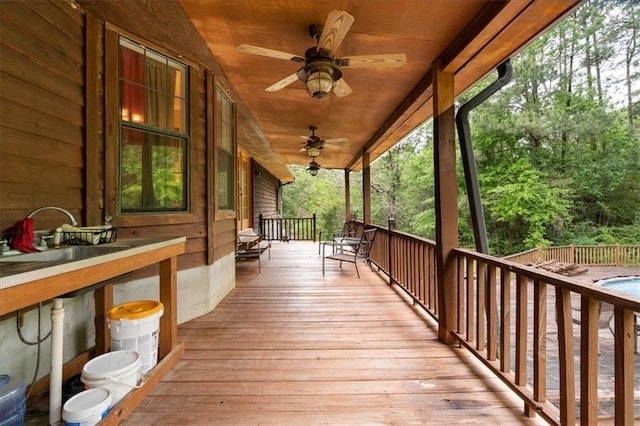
<box><xmin>49</xmin><ymin>298</ymin><xmax>64</xmax><ymax>425</ymax></box>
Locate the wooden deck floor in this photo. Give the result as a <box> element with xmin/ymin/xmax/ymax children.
<box><xmin>127</xmin><ymin>242</ymin><xmax>544</xmax><ymax>425</ymax></box>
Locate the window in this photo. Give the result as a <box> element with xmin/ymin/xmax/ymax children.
<box><xmin>215</xmin><ymin>86</ymin><xmax>235</xmax><ymax>215</ymax></box>
<box><xmin>118</xmin><ymin>37</ymin><xmax>189</xmax><ymax>213</ymax></box>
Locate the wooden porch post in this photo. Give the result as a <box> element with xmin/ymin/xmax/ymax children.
<box><xmin>344</xmin><ymin>169</ymin><xmax>351</xmax><ymax>220</ymax></box>
<box><xmin>362</xmin><ymin>152</ymin><xmax>371</xmax><ymax>224</ymax></box>
<box><xmin>433</xmin><ymin>59</ymin><xmax>458</xmax><ymax>344</ymax></box>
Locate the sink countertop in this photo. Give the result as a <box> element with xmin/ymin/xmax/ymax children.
<box><xmin>0</xmin><ymin>237</ymin><xmax>186</xmax><ymax>290</ymax></box>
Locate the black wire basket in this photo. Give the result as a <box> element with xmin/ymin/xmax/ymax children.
<box><xmin>63</xmin><ymin>227</ymin><xmax>118</xmax><ymax>245</ymax></box>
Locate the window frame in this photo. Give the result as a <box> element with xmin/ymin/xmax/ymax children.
<box><xmin>105</xmin><ymin>26</ymin><xmax>198</xmax><ymax>226</ymax></box>
<box><xmin>213</xmin><ymin>77</ymin><xmax>237</xmax><ymax>221</ymax></box>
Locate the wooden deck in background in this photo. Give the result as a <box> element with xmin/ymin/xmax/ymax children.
<box><xmin>127</xmin><ymin>242</ymin><xmax>544</xmax><ymax>425</ymax></box>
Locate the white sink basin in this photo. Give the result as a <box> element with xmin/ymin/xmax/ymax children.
<box><xmin>0</xmin><ymin>245</ymin><xmax>131</xmax><ymax>263</ymax></box>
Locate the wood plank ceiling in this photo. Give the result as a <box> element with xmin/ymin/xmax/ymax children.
<box><xmin>181</xmin><ymin>0</ymin><xmax>581</xmax><ymax>181</ymax></box>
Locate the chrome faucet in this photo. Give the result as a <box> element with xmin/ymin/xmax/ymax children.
<box><xmin>25</xmin><ymin>207</ymin><xmax>78</xmax><ymax>249</ymax></box>
<box><xmin>25</xmin><ymin>206</ymin><xmax>77</xmax><ymax>226</ymax></box>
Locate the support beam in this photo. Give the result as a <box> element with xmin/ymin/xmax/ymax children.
<box><xmin>362</xmin><ymin>152</ymin><xmax>371</xmax><ymax>224</ymax></box>
<box><xmin>344</xmin><ymin>169</ymin><xmax>351</xmax><ymax>221</ymax></box>
<box><xmin>433</xmin><ymin>59</ymin><xmax>458</xmax><ymax>345</ymax></box>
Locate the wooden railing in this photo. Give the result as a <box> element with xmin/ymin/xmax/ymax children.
<box><xmin>259</xmin><ymin>214</ymin><xmax>316</xmax><ymax>241</ymax></box>
<box><xmin>367</xmin><ymin>223</ymin><xmax>440</xmax><ymax>317</ymax></box>
<box><xmin>362</xmin><ymin>222</ymin><xmax>640</xmax><ymax>425</ymax></box>
<box><xmin>454</xmin><ymin>249</ymin><xmax>639</xmax><ymax>425</ymax></box>
<box><xmin>504</xmin><ymin>244</ymin><xmax>640</xmax><ymax>267</ymax></box>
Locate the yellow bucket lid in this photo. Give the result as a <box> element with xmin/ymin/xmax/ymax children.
<box><xmin>107</xmin><ymin>300</ymin><xmax>163</xmax><ymax>321</ymax></box>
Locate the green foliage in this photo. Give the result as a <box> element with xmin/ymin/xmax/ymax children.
<box><xmin>120</xmin><ymin>141</ymin><xmax>185</xmax><ymax>210</ymax></box>
<box><xmin>371</xmin><ymin>125</ymin><xmax>436</xmax><ymax>237</ymax></box>
<box><xmin>555</xmin><ymin>221</ymin><xmax>640</xmax><ymax>245</ymax></box>
<box><xmin>480</xmin><ymin>160</ymin><xmax>571</xmax><ymax>254</ymax></box>
<box><xmin>283</xmin><ymin>166</ymin><xmax>362</xmax><ymax>239</ymax></box>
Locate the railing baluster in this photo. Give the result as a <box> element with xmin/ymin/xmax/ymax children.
<box><xmin>487</xmin><ymin>264</ymin><xmax>497</xmax><ymax>360</ymax></box>
<box><xmin>256</xmin><ymin>216</ymin><xmax>319</xmax><ymax>241</ymax></box>
<box><xmin>500</xmin><ymin>268</ymin><xmax>511</xmax><ymax>372</ymax></box>
<box><xmin>417</xmin><ymin>240</ymin><xmax>422</xmax><ymax>303</ymax></box>
<box><xmin>403</xmin><ymin>238</ymin><xmax>408</xmax><ymax>292</ymax></box>
<box><xmin>515</xmin><ymin>274</ymin><xmax>527</xmax><ymax>388</ymax></box>
<box><xmin>555</xmin><ymin>287</ymin><xmax>576</xmax><ymax>425</ymax></box>
<box><xmin>613</xmin><ymin>307</ymin><xmax>635</xmax><ymax>422</ymax></box>
<box><xmin>532</xmin><ymin>280</ymin><xmax>546</xmax><ymax>410</ymax></box>
<box><xmin>415</xmin><ymin>241</ymin><xmax>421</xmax><ymax>302</ymax></box>
<box><xmin>579</xmin><ymin>295</ymin><xmax>599</xmax><ymax>425</ymax></box>
<box><xmin>466</xmin><ymin>257</ymin><xmax>475</xmax><ymax>343</ymax></box>
<box><xmin>476</xmin><ymin>261</ymin><xmax>486</xmax><ymax>352</ymax></box>
<box><xmin>458</xmin><ymin>255</ymin><xmax>466</xmax><ymax>334</ymax></box>
<box><xmin>517</xmin><ymin>273</ymin><xmax>536</xmax><ymax>416</ymax></box>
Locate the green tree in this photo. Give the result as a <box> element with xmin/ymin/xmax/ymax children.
<box><xmin>283</xmin><ymin>166</ymin><xmax>363</xmax><ymax>239</ymax></box>
<box><xmin>481</xmin><ymin>160</ymin><xmax>571</xmax><ymax>254</ymax></box>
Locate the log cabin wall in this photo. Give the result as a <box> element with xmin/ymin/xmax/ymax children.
<box><xmin>0</xmin><ymin>1</ymin><xmax>85</xmax><ymax>231</ymax></box>
<box><xmin>81</xmin><ymin>0</ymin><xmax>238</xmax><ymax>272</ymax></box>
<box><xmin>251</xmin><ymin>160</ymin><xmax>280</xmax><ymax>226</ymax></box>
<box><xmin>0</xmin><ymin>0</ymin><xmax>258</xmax><ymax>381</ymax></box>
<box><xmin>1</xmin><ymin>0</ymin><xmax>247</xmax><ymax>267</ymax></box>
<box><xmin>0</xmin><ymin>0</ymin><xmax>98</xmax><ymax>384</ymax></box>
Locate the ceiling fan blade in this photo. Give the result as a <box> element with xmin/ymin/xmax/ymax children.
<box><xmin>333</xmin><ymin>78</ymin><xmax>353</xmax><ymax>97</ymax></box>
<box><xmin>265</xmin><ymin>73</ymin><xmax>300</xmax><ymax>92</ymax></box>
<box><xmin>317</xmin><ymin>10</ymin><xmax>354</xmax><ymax>55</ymax></box>
<box><xmin>323</xmin><ymin>144</ymin><xmax>343</xmax><ymax>150</ymax></box>
<box><xmin>237</xmin><ymin>44</ymin><xmax>305</xmax><ymax>62</ymax></box>
<box><xmin>337</xmin><ymin>53</ymin><xmax>407</xmax><ymax>68</ymax></box>
<box><xmin>325</xmin><ymin>137</ymin><xmax>348</xmax><ymax>143</ymax></box>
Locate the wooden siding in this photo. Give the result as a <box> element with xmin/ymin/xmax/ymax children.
<box><xmin>212</xmin><ymin>219</ymin><xmax>236</xmax><ymax>263</ymax></box>
<box><xmin>251</xmin><ymin>160</ymin><xmax>280</xmax><ymax>227</ymax></box>
<box><xmin>84</xmin><ymin>10</ymin><xmax>104</xmax><ymax>226</ymax></box>
<box><xmin>0</xmin><ymin>0</ymin><xmax>85</xmax><ymax>229</ymax></box>
<box><xmin>0</xmin><ymin>0</ymin><xmax>248</xmax><ymax>273</ymax></box>
<box><xmin>87</xmin><ymin>1</ymin><xmax>241</xmax><ymax>269</ymax></box>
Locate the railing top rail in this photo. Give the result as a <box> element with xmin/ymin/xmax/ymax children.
<box><xmin>364</xmin><ymin>223</ymin><xmax>437</xmax><ymax>246</ymax></box>
<box><xmin>501</xmin><ymin>247</ymin><xmax>539</xmax><ymax>260</ymax></box>
<box><xmin>505</xmin><ymin>244</ymin><xmax>640</xmax><ymax>255</ymax></box>
<box><xmin>455</xmin><ymin>246</ymin><xmax>640</xmax><ymax>311</ymax></box>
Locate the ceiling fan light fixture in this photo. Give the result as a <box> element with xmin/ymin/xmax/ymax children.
<box><xmin>307</xmin><ymin>159</ymin><xmax>321</xmax><ymax>176</ymax></box>
<box><xmin>306</xmin><ymin>68</ymin><xmax>334</xmax><ymax>99</ymax></box>
<box><xmin>306</xmin><ymin>145</ymin><xmax>322</xmax><ymax>158</ymax></box>
<box><xmin>298</xmin><ymin>61</ymin><xmax>342</xmax><ymax>99</ymax></box>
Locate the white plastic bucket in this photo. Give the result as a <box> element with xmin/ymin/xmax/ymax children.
<box><xmin>62</xmin><ymin>388</ymin><xmax>111</xmax><ymax>426</ymax></box>
<box><xmin>81</xmin><ymin>350</ymin><xmax>141</xmax><ymax>406</ymax></box>
<box><xmin>107</xmin><ymin>300</ymin><xmax>164</xmax><ymax>373</ymax></box>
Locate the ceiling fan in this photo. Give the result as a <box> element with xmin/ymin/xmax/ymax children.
<box><xmin>307</xmin><ymin>159</ymin><xmax>321</xmax><ymax>177</ymax></box>
<box><xmin>236</xmin><ymin>10</ymin><xmax>406</xmax><ymax>99</ymax></box>
<box><xmin>299</xmin><ymin>125</ymin><xmax>347</xmax><ymax>157</ymax></box>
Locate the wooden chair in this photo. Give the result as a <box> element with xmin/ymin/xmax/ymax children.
<box><xmin>236</xmin><ymin>229</ymin><xmax>271</xmax><ymax>273</ymax></box>
<box><xmin>322</xmin><ymin>228</ymin><xmax>376</xmax><ymax>278</ymax></box>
